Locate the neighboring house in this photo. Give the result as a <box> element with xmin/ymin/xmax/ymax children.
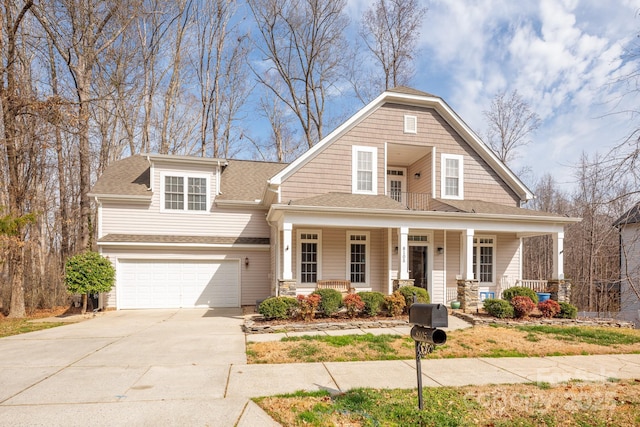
<box><xmin>90</xmin><ymin>87</ymin><xmax>580</xmax><ymax>310</ymax></box>
<box><xmin>614</xmin><ymin>203</ymin><xmax>640</xmax><ymax>325</ymax></box>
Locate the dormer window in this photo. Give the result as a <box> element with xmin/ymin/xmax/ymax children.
<box><xmin>162</xmin><ymin>173</ymin><xmax>209</xmax><ymax>211</ymax></box>
<box><xmin>441</xmin><ymin>153</ymin><xmax>463</xmax><ymax>199</ymax></box>
<box><xmin>352</xmin><ymin>146</ymin><xmax>377</xmax><ymax>194</ymax></box>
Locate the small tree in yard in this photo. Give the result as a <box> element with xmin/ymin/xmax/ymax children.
<box><xmin>65</xmin><ymin>252</ymin><xmax>115</xmax><ymax>314</ymax></box>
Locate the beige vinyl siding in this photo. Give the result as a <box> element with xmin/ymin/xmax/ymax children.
<box><xmin>281</xmin><ymin>103</ymin><xmax>520</xmax><ymax>206</ymax></box>
<box><xmin>100</xmin><ymin>203</ymin><xmax>269</xmax><ymax>238</ymax></box>
<box><xmin>445</xmin><ymin>231</ymin><xmax>461</xmax><ymax>289</ymax></box>
<box><xmin>431</xmin><ymin>230</ymin><xmax>445</xmax><ymax>303</ymax></box>
<box><xmin>101</xmin><ymin>246</ymin><xmax>270</xmax><ymax>307</ymax></box>
<box><xmin>496</xmin><ymin>233</ymin><xmax>521</xmax><ymax>282</ymax></box>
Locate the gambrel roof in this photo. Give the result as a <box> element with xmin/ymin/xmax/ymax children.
<box><xmin>269</xmin><ymin>87</ymin><xmax>534</xmax><ymax>202</ymax></box>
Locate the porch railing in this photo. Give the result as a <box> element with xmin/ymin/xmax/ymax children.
<box><xmin>515</xmin><ymin>279</ymin><xmax>548</xmax><ymax>292</ymax></box>
<box><xmin>446</xmin><ymin>287</ymin><xmax>457</xmax><ymax>303</ymax></box>
<box><xmin>387</xmin><ymin>191</ymin><xmax>431</xmax><ymax>210</ymax></box>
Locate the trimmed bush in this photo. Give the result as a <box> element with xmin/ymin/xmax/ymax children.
<box><xmin>358</xmin><ymin>291</ymin><xmax>386</xmax><ymax>316</ymax></box>
<box><xmin>311</xmin><ymin>288</ymin><xmax>343</xmax><ymax>316</ymax></box>
<box><xmin>296</xmin><ymin>294</ymin><xmax>322</xmax><ymax>321</ymax></box>
<box><xmin>511</xmin><ymin>296</ymin><xmax>536</xmax><ymax>318</ymax></box>
<box><xmin>343</xmin><ymin>294</ymin><xmax>365</xmax><ymax>319</ymax></box>
<box><xmin>483</xmin><ymin>298</ymin><xmax>514</xmax><ymax>319</ymax></box>
<box><xmin>502</xmin><ymin>286</ymin><xmax>539</xmax><ymax>304</ymax></box>
<box><xmin>397</xmin><ymin>286</ymin><xmax>430</xmax><ymax>312</ymax></box>
<box><xmin>556</xmin><ymin>301</ymin><xmax>578</xmax><ymax>319</ymax></box>
<box><xmin>538</xmin><ymin>299</ymin><xmax>561</xmax><ymax>318</ymax></box>
<box><xmin>384</xmin><ymin>291</ymin><xmax>406</xmax><ymax>317</ymax></box>
<box><xmin>64</xmin><ymin>251</ymin><xmax>115</xmax><ymax>314</ymax></box>
<box><xmin>258</xmin><ymin>296</ymin><xmax>298</xmax><ymax>319</ymax></box>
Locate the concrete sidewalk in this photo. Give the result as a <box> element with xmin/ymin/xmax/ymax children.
<box><xmin>1</xmin><ymin>309</ymin><xmax>639</xmax><ymax>427</ymax></box>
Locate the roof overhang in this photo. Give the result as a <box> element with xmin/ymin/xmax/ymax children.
<box><xmin>89</xmin><ymin>193</ymin><xmax>152</xmax><ymax>203</ymax></box>
<box><xmin>267</xmin><ymin>204</ymin><xmax>580</xmax><ymax>234</ymax></box>
<box><xmin>143</xmin><ymin>153</ymin><xmax>228</xmax><ymax>167</ymax></box>
<box><xmin>268</xmin><ymin>90</ymin><xmax>534</xmax><ymax>202</ymax></box>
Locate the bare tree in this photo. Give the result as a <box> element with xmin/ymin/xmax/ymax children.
<box><xmin>32</xmin><ymin>0</ymin><xmax>139</xmax><ymax>250</ymax></box>
<box><xmin>483</xmin><ymin>90</ymin><xmax>541</xmax><ymax>166</ymax></box>
<box><xmin>359</xmin><ymin>0</ymin><xmax>427</xmax><ymax>96</ymax></box>
<box><xmin>248</xmin><ymin>0</ymin><xmax>349</xmax><ymax>148</ymax></box>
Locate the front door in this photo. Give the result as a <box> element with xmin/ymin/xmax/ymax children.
<box><xmin>409</xmin><ymin>245</ymin><xmax>428</xmax><ymax>289</ymax></box>
<box><xmin>387</xmin><ymin>168</ymin><xmax>406</xmax><ymax>204</ymax></box>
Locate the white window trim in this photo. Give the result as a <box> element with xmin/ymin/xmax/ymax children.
<box><xmin>352</xmin><ymin>145</ymin><xmax>378</xmax><ymax>195</ymax></box>
<box><xmin>297</xmin><ymin>229</ymin><xmax>322</xmax><ymax>285</ymax></box>
<box><xmin>404</xmin><ymin>115</ymin><xmax>417</xmax><ymax>134</ymax></box>
<box><xmin>346</xmin><ymin>231</ymin><xmax>370</xmax><ymax>285</ymax></box>
<box><xmin>160</xmin><ymin>172</ymin><xmax>210</xmax><ymax>213</ymax></box>
<box><xmin>473</xmin><ymin>235</ymin><xmax>496</xmax><ymax>285</ymax></box>
<box><xmin>440</xmin><ymin>153</ymin><xmax>464</xmax><ymax>200</ymax></box>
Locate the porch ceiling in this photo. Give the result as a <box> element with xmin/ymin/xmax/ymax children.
<box><xmin>387</xmin><ymin>143</ymin><xmax>428</xmax><ymax>166</ymax></box>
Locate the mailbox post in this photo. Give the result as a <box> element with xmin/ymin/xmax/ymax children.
<box><xmin>408</xmin><ymin>303</ymin><xmax>448</xmax><ymax>410</ymax></box>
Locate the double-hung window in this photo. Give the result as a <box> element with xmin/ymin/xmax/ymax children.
<box><xmin>162</xmin><ymin>174</ymin><xmax>208</xmax><ymax>211</ymax></box>
<box><xmin>441</xmin><ymin>154</ymin><xmax>464</xmax><ymax>199</ymax></box>
<box><xmin>299</xmin><ymin>231</ymin><xmax>321</xmax><ymax>284</ymax></box>
<box><xmin>473</xmin><ymin>236</ymin><xmax>495</xmax><ymax>284</ymax></box>
<box><xmin>352</xmin><ymin>146</ymin><xmax>377</xmax><ymax>194</ymax></box>
<box><xmin>347</xmin><ymin>232</ymin><xmax>369</xmax><ymax>284</ymax></box>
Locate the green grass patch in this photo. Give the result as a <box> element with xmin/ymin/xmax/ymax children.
<box><xmin>0</xmin><ymin>320</ymin><xmax>67</xmax><ymax>338</ymax></box>
<box><xmin>514</xmin><ymin>325</ymin><xmax>640</xmax><ymax>346</ymax></box>
<box><xmin>484</xmin><ymin>348</ymin><xmax>528</xmax><ymax>358</ymax></box>
<box><xmin>282</xmin><ymin>333</ymin><xmax>402</xmax><ymax>347</ymax></box>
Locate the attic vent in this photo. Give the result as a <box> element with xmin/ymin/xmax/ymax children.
<box><xmin>404</xmin><ymin>115</ymin><xmax>417</xmax><ymax>134</ymax></box>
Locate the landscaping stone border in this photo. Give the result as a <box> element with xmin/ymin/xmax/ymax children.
<box><xmin>243</xmin><ymin>315</ymin><xmax>409</xmax><ymax>334</ymax></box>
<box><xmin>451</xmin><ymin>310</ymin><xmax>635</xmax><ymax>329</ymax></box>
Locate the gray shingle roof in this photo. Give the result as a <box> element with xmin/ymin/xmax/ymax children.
<box><xmin>218</xmin><ymin>159</ymin><xmax>288</xmax><ymax>201</ymax></box>
<box><xmin>90</xmin><ymin>155</ymin><xmax>151</xmax><ymax>196</ymax></box>
<box><xmin>387</xmin><ymin>86</ymin><xmax>436</xmax><ymax>98</ymax></box>
<box><xmin>99</xmin><ymin>234</ymin><xmax>269</xmax><ymax>245</ymax></box>
<box><xmin>289</xmin><ymin>193</ymin><xmax>407</xmax><ymax>210</ymax></box>
<box><xmin>614</xmin><ymin>203</ymin><xmax>640</xmax><ymax>226</ymax></box>
<box><xmin>431</xmin><ymin>199</ymin><xmax>565</xmax><ymax>218</ymax></box>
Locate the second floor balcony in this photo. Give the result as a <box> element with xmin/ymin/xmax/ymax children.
<box><xmin>388</xmin><ymin>191</ymin><xmax>431</xmax><ymax>211</ymax></box>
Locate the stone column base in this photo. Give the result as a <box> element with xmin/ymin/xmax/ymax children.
<box><xmin>392</xmin><ymin>279</ymin><xmax>415</xmax><ymax>292</ymax></box>
<box><xmin>547</xmin><ymin>279</ymin><xmax>571</xmax><ymax>303</ymax></box>
<box><xmin>278</xmin><ymin>280</ymin><xmax>297</xmax><ymax>297</ymax></box>
<box><xmin>457</xmin><ymin>279</ymin><xmax>479</xmax><ymax>313</ymax></box>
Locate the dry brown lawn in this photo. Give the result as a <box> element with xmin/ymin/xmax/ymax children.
<box><xmin>247</xmin><ymin>325</ymin><xmax>640</xmax><ymax>364</ymax></box>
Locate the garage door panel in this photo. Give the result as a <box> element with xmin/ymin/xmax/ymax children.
<box><xmin>118</xmin><ymin>260</ymin><xmax>239</xmax><ymax>309</ymax></box>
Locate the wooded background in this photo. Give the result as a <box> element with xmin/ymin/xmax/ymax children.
<box><xmin>1</xmin><ymin>0</ymin><xmax>638</xmax><ymax>317</ymax></box>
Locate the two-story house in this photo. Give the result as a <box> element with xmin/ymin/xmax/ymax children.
<box><xmin>90</xmin><ymin>87</ymin><xmax>579</xmax><ymax>309</ymax></box>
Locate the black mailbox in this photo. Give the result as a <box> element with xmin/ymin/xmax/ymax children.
<box><xmin>409</xmin><ymin>303</ymin><xmax>448</xmax><ymax>328</ymax></box>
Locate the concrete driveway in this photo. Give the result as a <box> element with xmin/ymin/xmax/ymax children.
<box><xmin>0</xmin><ymin>309</ymin><xmax>263</xmax><ymax>427</ymax></box>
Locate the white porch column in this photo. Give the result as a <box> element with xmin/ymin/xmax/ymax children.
<box><xmin>399</xmin><ymin>227</ymin><xmax>409</xmax><ymax>280</ymax></box>
<box><xmin>552</xmin><ymin>232</ymin><xmax>564</xmax><ymax>280</ymax></box>
<box><xmin>283</xmin><ymin>222</ymin><xmax>293</xmax><ymax>280</ymax></box>
<box><xmin>462</xmin><ymin>229</ymin><xmax>475</xmax><ymax>280</ymax></box>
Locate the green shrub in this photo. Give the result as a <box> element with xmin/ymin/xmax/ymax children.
<box><xmin>556</xmin><ymin>302</ymin><xmax>578</xmax><ymax>319</ymax></box>
<box><xmin>483</xmin><ymin>298</ymin><xmax>514</xmax><ymax>318</ymax></box>
<box><xmin>538</xmin><ymin>299</ymin><xmax>561</xmax><ymax>318</ymax></box>
<box><xmin>358</xmin><ymin>292</ymin><xmax>386</xmax><ymax>316</ymax></box>
<box><xmin>397</xmin><ymin>286</ymin><xmax>430</xmax><ymax>312</ymax></box>
<box><xmin>311</xmin><ymin>288</ymin><xmax>343</xmax><ymax>316</ymax></box>
<box><xmin>64</xmin><ymin>251</ymin><xmax>115</xmax><ymax>313</ymax></box>
<box><xmin>511</xmin><ymin>296</ymin><xmax>536</xmax><ymax>318</ymax></box>
<box><xmin>384</xmin><ymin>291</ymin><xmax>406</xmax><ymax>317</ymax></box>
<box><xmin>502</xmin><ymin>286</ymin><xmax>539</xmax><ymax>304</ymax></box>
<box><xmin>258</xmin><ymin>296</ymin><xmax>298</xmax><ymax>319</ymax></box>
<box><xmin>343</xmin><ymin>294</ymin><xmax>365</xmax><ymax>319</ymax></box>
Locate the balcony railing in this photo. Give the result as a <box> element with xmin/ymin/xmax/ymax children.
<box><xmin>387</xmin><ymin>191</ymin><xmax>431</xmax><ymax>211</ymax></box>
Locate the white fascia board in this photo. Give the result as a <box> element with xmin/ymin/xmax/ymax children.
<box><xmin>143</xmin><ymin>153</ymin><xmax>228</xmax><ymax>167</ymax></box>
<box><xmin>215</xmin><ymin>199</ymin><xmax>264</xmax><ymax>208</ymax></box>
<box><xmin>268</xmin><ymin>205</ymin><xmax>579</xmax><ymax>233</ymax></box>
<box><xmin>97</xmin><ymin>241</ymin><xmax>269</xmax><ymax>250</ymax></box>
<box><xmin>88</xmin><ymin>193</ymin><xmax>152</xmax><ymax>202</ymax></box>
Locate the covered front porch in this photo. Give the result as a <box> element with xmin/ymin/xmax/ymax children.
<box><xmin>267</xmin><ymin>195</ymin><xmax>575</xmax><ymax>305</ymax></box>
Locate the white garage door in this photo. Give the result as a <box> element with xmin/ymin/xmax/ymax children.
<box><xmin>117</xmin><ymin>260</ymin><xmax>239</xmax><ymax>309</ymax></box>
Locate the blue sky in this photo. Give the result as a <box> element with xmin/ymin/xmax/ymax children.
<box><xmin>345</xmin><ymin>0</ymin><xmax>640</xmax><ymax>191</ymax></box>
